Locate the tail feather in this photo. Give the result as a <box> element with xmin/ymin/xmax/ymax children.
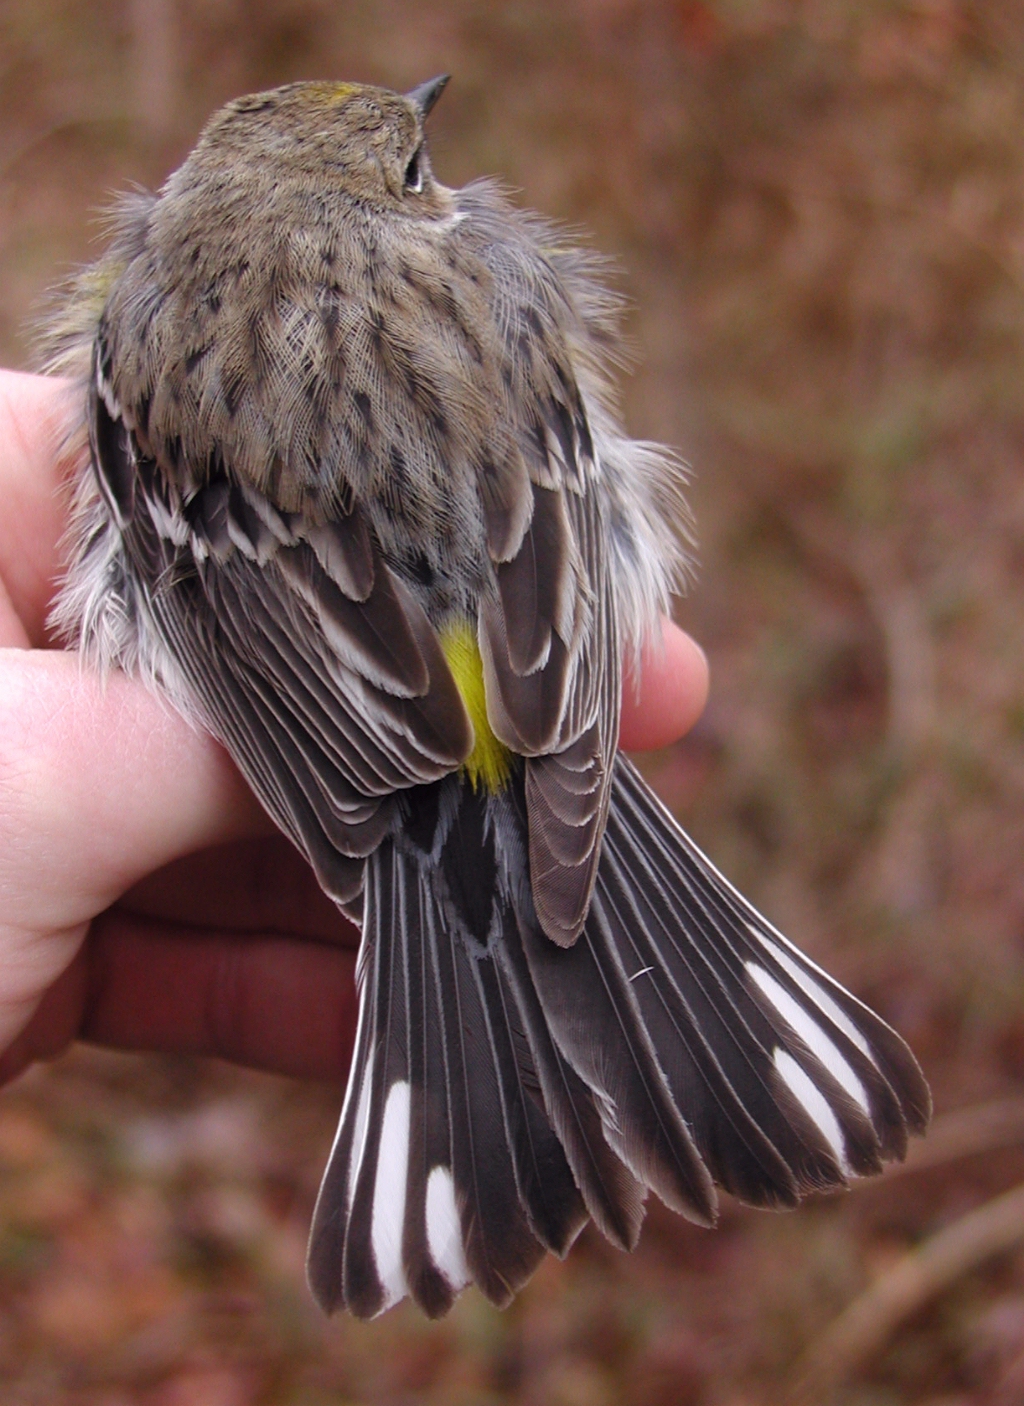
<box><xmin>470</xmin><ymin>944</ymin><xmax>588</xmax><ymax>1257</ymax></box>
<box><xmin>400</xmin><ymin>855</ymin><xmax>461</xmax><ymax>1317</ymax></box>
<box><xmin>307</xmin><ymin>790</ymin><xmax>586</xmax><ymax>1319</ymax></box>
<box><xmin>627</xmin><ymin>755</ymin><xmax>931</xmax><ymax>1146</ymax></box>
<box><xmin>424</xmin><ymin>884</ymin><xmax>548</xmax><ymax>1308</ymax></box>
<box><xmin>594</xmin><ymin>838</ymin><xmax>804</xmax><ymax>1207</ymax></box>
<box><xmin>597</xmin><ymin>758</ymin><xmax>929</xmax><ymax>1193</ymax></box>
<box><xmin>340</xmin><ymin>855</ymin><xmax>411</xmax><ymax>1317</ymax></box>
<box><xmin>308</xmin><ymin>759</ymin><xmax>930</xmax><ymax>1318</ymax></box>
<box><xmin>305</xmin><ymin>923</ymin><xmax>379</xmax><ymax>1314</ymax></box>
<box><xmin>597</xmin><ymin>793</ymin><xmax>860</xmax><ymax>1196</ymax></box>
<box><xmin>497</xmin><ymin>929</ymin><xmax>648</xmax><ymax>1251</ymax></box>
<box><xmin>518</xmin><ymin>904</ymin><xmax>719</xmax><ymax>1227</ymax></box>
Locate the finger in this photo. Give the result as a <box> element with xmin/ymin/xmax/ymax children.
<box><xmin>119</xmin><ymin>835</ymin><xmax>350</xmax><ymax>945</ymax></box>
<box><xmin>83</xmin><ymin>912</ymin><xmax>358</xmax><ymax>1080</ymax></box>
<box><xmin>0</xmin><ymin>937</ymin><xmax>90</xmax><ymax>1084</ymax></box>
<box><xmin>0</xmin><ymin>370</ymin><xmax>79</xmax><ymax>647</ymax></box>
<box><xmin>0</xmin><ymin>649</ymin><xmax>268</xmax><ymax>936</ymax></box>
<box><xmin>0</xmin><ymin>916</ymin><xmax>358</xmax><ymax>1085</ymax></box>
<box><xmin>619</xmin><ymin>618</ymin><xmax>709</xmax><ymax>752</ymax></box>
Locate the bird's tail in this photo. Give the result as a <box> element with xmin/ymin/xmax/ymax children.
<box><xmin>306</xmin><ymin>758</ymin><xmax>930</xmax><ymax>1318</ymax></box>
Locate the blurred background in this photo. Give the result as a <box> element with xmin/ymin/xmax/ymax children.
<box><xmin>3</xmin><ymin>1</ymin><xmax>1024</xmax><ymax>1402</ymax></box>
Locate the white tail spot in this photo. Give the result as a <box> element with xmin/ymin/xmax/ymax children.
<box><xmin>425</xmin><ymin>1166</ymin><xmax>470</xmax><ymax>1291</ymax></box>
<box><xmin>371</xmin><ymin>1081</ymin><xmax>411</xmax><ymax>1309</ymax></box>
<box><xmin>748</xmin><ymin>925</ymin><xmax>874</xmax><ymax>1060</ymax></box>
<box><xmin>774</xmin><ymin>1049</ymin><xmax>848</xmax><ymax>1173</ymax></box>
<box><xmin>746</xmin><ymin>962</ymin><xmax>870</xmax><ymax>1115</ymax></box>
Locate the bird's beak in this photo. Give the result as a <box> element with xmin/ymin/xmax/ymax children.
<box><xmin>406</xmin><ymin>74</ymin><xmax>450</xmax><ymax>119</ymax></box>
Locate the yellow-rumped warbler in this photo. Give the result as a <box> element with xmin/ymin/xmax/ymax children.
<box><xmin>46</xmin><ymin>76</ymin><xmax>929</xmax><ymax>1319</ymax></box>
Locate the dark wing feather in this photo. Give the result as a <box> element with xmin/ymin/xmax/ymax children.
<box><xmin>480</xmin><ymin>392</ymin><xmax>619</xmax><ymax>946</ymax></box>
<box><xmin>90</xmin><ymin>370</ymin><xmax>473</xmax><ymax>893</ymax></box>
<box><xmin>523</xmin><ymin>523</ymin><xmax>618</xmax><ymax>945</ymax></box>
<box><xmin>495</xmin><ymin>484</ymin><xmax>575</xmax><ymax>676</ymax></box>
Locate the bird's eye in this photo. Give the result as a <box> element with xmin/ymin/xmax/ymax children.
<box><xmin>404</xmin><ymin>147</ymin><xmax>424</xmax><ymax>194</ymax></box>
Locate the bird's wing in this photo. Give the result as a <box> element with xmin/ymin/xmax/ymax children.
<box><xmin>89</xmin><ymin>359</ymin><xmax>472</xmax><ymax>908</ymax></box>
<box><xmin>479</xmin><ymin>370</ymin><xmax>619</xmax><ymax>947</ymax></box>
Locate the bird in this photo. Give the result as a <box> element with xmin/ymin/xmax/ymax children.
<box><xmin>45</xmin><ymin>74</ymin><xmax>931</xmax><ymax>1319</ymax></box>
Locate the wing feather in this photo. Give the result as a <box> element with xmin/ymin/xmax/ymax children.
<box><xmin>90</xmin><ymin>373</ymin><xmax>473</xmax><ymax>881</ymax></box>
<box><xmin>481</xmin><ymin>394</ymin><xmax>620</xmax><ymax>946</ymax></box>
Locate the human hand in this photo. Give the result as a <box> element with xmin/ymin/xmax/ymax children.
<box><xmin>0</xmin><ymin>368</ymin><xmax>709</xmax><ymax>1089</ymax></box>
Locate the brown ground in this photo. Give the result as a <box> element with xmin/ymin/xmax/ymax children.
<box><xmin>2</xmin><ymin>3</ymin><xmax>1024</xmax><ymax>1402</ymax></box>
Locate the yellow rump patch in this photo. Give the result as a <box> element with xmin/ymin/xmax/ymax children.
<box><xmin>439</xmin><ymin>619</ymin><xmax>512</xmax><ymax>794</ymax></box>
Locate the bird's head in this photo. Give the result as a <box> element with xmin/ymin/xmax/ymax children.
<box><xmin>177</xmin><ymin>75</ymin><xmax>452</xmax><ymax>214</ymax></box>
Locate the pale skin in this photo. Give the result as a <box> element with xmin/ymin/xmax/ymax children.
<box><xmin>0</xmin><ymin>367</ymin><xmax>709</xmax><ymax>1088</ymax></box>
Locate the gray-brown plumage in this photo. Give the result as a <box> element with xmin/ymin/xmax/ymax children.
<box><xmin>47</xmin><ymin>76</ymin><xmax>930</xmax><ymax>1319</ymax></box>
